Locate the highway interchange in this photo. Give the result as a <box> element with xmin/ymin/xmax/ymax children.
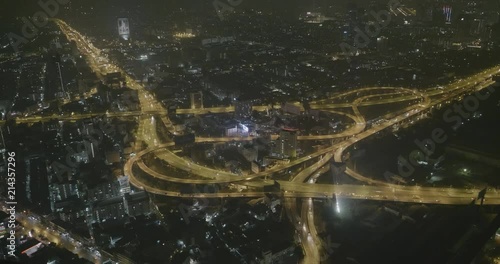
<box><xmin>10</xmin><ymin>19</ymin><xmax>500</xmax><ymax>263</ymax></box>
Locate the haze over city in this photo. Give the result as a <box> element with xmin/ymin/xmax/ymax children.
<box><xmin>0</xmin><ymin>0</ymin><xmax>500</xmax><ymax>264</ymax></box>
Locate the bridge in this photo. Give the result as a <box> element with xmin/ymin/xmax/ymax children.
<box><xmin>47</xmin><ymin>18</ymin><xmax>500</xmax><ymax>264</ymax></box>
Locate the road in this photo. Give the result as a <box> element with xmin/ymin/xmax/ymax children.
<box><xmin>48</xmin><ymin>18</ymin><xmax>500</xmax><ymax>264</ymax></box>
<box><xmin>0</xmin><ymin>201</ymin><xmax>103</xmax><ymax>263</ymax></box>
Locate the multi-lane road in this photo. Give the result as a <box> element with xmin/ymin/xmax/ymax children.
<box><xmin>125</xmin><ymin>71</ymin><xmax>500</xmax><ymax>203</ymax></box>
<box><xmin>24</xmin><ymin>19</ymin><xmax>500</xmax><ymax>264</ymax></box>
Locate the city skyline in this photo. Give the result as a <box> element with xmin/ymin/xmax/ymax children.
<box><xmin>0</xmin><ymin>1</ymin><xmax>500</xmax><ymax>263</ymax></box>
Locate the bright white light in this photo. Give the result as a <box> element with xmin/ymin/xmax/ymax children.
<box><xmin>335</xmin><ymin>200</ymin><xmax>341</xmax><ymax>213</ymax></box>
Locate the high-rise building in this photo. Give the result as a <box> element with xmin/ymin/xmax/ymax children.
<box><xmin>19</xmin><ymin>62</ymin><xmax>45</xmax><ymax>102</ymax></box>
<box><xmin>190</xmin><ymin>91</ymin><xmax>204</xmax><ymax>109</ymax></box>
<box><xmin>88</xmin><ymin>181</ymin><xmax>121</xmax><ymax>202</ymax></box>
<box><xmin>118</xmin><ymin>176</ymin><xmax>131</xmax><ymax>194</ymax></box>
<box><xmin>377</xmin><ymin>37</ymin><xmax>389</xmax><ymax>54</ymax></box>
<box><xmin>51</xmin><ymin>182</ymin><xmax>80</xmax><ymax>202</ymax></box>
<box><xmin>117</xmin><ymin>18</ymin><xmax>130</xmax><ymax>41</ymax></box>
<box><xmin>93</xmin><ymin>197</ymin><xmax>127</xmax><ymax>223</ymax></box>
<box><xmin>46</xmin><ymin>51</ymin><xmax>68</xmax><ymax>101</ymax></box>
<box><xmin>443</xmin><ymin>5</ymin><xmax>452</xmax><ymax>24</ymax></box>
<box><xmin>277</xmin><ymin>128</ymin><xmax>298</xmax><ymax>158</ymax></box>
<box><xmin>25</xmin><ymin>155</ymin><xmax>51</xmax><ymax>214</ymax></box>
<box><xmin>125</xmin><ymin>192</ymin><xmax>152</xmax><ymax>217</ymax></box>
<box><xmin>225</xmin><ymin>124</ymin><xmax>238</xmax><ymax>137</ymax></box>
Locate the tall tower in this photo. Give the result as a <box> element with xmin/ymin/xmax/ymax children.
<box><xmin>443</xmin><ymin>5</ymin><xmax>452</xmax><ymax>24</ymax></box>
<box><xmin>279</xmin><ymin>128</ymin><xmax>298</xmax><ymax>158</ymax></box>
<box><xmin>46</xmin><ymin>51</ymin><xmax>68</xmax><ymax>101</ymax></box>
<box><xmin>117</xmin><ymin>18</ymin><xmax>130</xmax><ymax>41</ymax></box>
<box><xmin>190</xmin><ymin>91</ymin><xmax>204</xmax><ymax>109</ymax></box>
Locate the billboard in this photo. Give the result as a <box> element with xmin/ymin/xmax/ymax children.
<box><xmin>117</xmin><ymin>18</ymin><xmax>130</xmax><ymax>40</ymax></box>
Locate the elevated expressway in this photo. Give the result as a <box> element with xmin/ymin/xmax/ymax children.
<box><xmin>51</xmin><ymin>19</ymin><xmax>500</xmax><ymax>263</ymax></box>
<box><xmin>124</xmin><ymin>68</ymin><xmax>500</xmax><ymax>205</ymax></box>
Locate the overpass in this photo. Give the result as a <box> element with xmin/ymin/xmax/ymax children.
<box><xmin>52</xmin><ymin>18</ymin><xmax>500</xmax><ymax>264</ymax></box>
<box><xmin>124</xmin><ymin>68</ymin><xmax>500</xmax><ymax>205</ymax></box>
